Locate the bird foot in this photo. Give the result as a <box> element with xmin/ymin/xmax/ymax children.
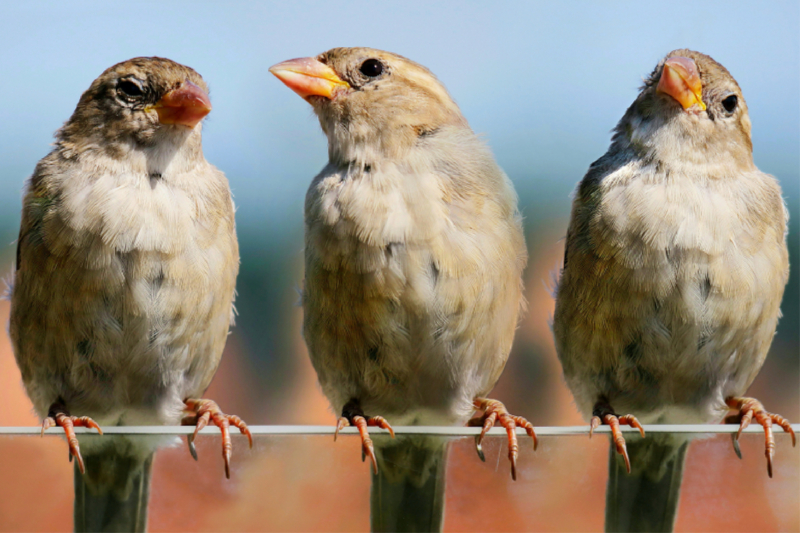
<box><xmin>334</xmin><ymin>400</ymin><xmax>395</xmax><ymax>475</ymax></box>
<box><xmin>182</xmin><ymin>398</ymin><xmax>252</xmax><ymax>479</ymax></box>
<box><xmin>41</xmin><ymin>402</ymin><xmax>102</xmax><ymax>475</ymax></box>
<box><xmin>725</xmin><ymin>396</ymin><xmax>796</xmax><ymax>478</ymax></box>
<box><xmin>469</xmin><ymin>398</ymin><xmax>537</xmax><ymax>481</ymax></box>
<box><xmin>589</xmin><ymin>401</ymin><xmax>645</xmax><ymax>474</ymax></box>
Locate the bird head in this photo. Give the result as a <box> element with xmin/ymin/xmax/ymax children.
<box><xmin>616</xmin><ymin>49</ymin><xmax>754</xmax><ymax>171</ymax></box>
<box><xmin>59</xmin><ymin>57</ymin><xmax>211</xmax><ymax>154</ymax></box>
<box><xmin>270</xmin><ymin>47</ymin><xmax>468</xmax><ymax>166</ymax></box>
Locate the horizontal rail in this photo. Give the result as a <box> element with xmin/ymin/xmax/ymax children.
<box><xmin>0</xmin><ymin>424</ymin><xmax>797</xmax><ymax>436</ymax></box>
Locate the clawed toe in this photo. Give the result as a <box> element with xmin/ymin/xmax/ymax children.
<box><xmin>334</xmin><ymin>401</ymin><xmax>395</xmax><ymax>475</ymax></box>
<box><xmin>183</xmin><ymin>399</ymin><xmax>252</xmax><ymax>479</ymax></box>
<box><xmin>470</xmin><ymin>398</ymin><xmax>537</xmax><ymax>481</ymax></box>
<box><xmin>726</xmin><ymin>397</ymin><xmax>795</xmax><ymax>478</ymax></box>
<box><xmin>589</xmin><ymin>401</ymin><xmax>644</xmax><ymax>474</ymax></box>
<box><xmin>42</xmin><ymin>403</ymin><xmax>102</xmax><ymax>475</ymax></box>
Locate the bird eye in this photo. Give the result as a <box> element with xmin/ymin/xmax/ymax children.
<box><xmin>721</xmin><ymin>94</ymin><xmax>738</xmax><ymax>113</ymax></box>
<box><xmin>359</xmin><ymin>59</ymin><xmax>384</xmax><ymax>78</ymax></box>
<box><xmin>118</xmin><ymin>80</ymin><xmax>144</xmax><ymax>98</ymax></box>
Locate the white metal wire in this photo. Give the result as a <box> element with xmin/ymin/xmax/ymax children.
<box><xmin>1</xmin><ymin>424</ymin><xmax>797</xmax><ymax>436</ymax></box>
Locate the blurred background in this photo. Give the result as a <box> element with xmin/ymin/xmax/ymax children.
<box><xmin>0</xmin><ymin>1</ymin><xmax>797</xmax><ymax>531</ymax></box>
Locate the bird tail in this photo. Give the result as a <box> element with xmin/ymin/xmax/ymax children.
<box><xmin>605</xmin><ymin>435</ymin><xmax>689</xmax><ymax>533</ymax></box>
<box><xmin>73</xmin><ymin>439</ymin><xmax>153</xmax><ymax>533</ymax></box>
<box><xmin>370</xmin><ymin>435</ymin><xmax>448</xmax><ymax>533</ymax></box>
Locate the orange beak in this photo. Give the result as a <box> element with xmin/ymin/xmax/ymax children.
<box><xmin>269</xmin><ymin>57</ymin><xmax>350</xmax><ymax>100</ymax></box>
<box><xmin>656</xmin><ymin>56</ymin><xmax>706</xmax><ymax>111</ymax></box>
<box><xmin>154</xmin><ymin>80</ymin><xmax>212</xmax><ymax>128</ymax></box>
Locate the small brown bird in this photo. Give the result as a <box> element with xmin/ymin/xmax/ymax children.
<box><xmin>553</xmin><ymin>49</ymin><xmax>794</xmax><ymax>531</ymax></box>
<box><xmin>9</xmin><ymin>57</ymin><xmax>250</xmax><ymax>531</ymax></box>
<box><xmin>271</xmin><ymin>47</ymin><xmax>533</xmax><ymax>529</ymax></box>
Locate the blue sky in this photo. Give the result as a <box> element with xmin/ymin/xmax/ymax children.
<box><xmin>0</xmin><ymin>1</ymin><xmax>797</xmax><ymax>242</ymax></box>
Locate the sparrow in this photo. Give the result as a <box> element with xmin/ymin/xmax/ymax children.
<box><xmin>9</xmin><ymin>57</ymin><xmax>250</xmax><ymax>531</ymax></box>
<box><xmin>270</xmin><ymin>47</ymin><xmax>533</xmax><ymax>529</ymax></box>
<box><xmin>553</xmin><ymin>49</ymin><xmax>794</xmax><ymax>531</ymax></box>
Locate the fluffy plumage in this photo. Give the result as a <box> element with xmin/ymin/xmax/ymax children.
<box><xmin>553</xmin><ymin>49</ymin><xmax>790</xmax><ymax>531</ymax></box>
<box><xmin>299</xmin><ymin>48</ymin><xmax>526</xmax><ymax>426</ymax></box>
<box><xmin>12</xmin><ymin>58</ymin><xmax>237</xmax><ymax>424</ymax></box>
<box><xmin>9</xmin><ymin>57</ymin><xmax>240</xmax><ymax>531</ymax></box>
<box><xmin>272</xmin><ymin>47</ymin><xmax>528</xmax><ymax>530</ymax></box>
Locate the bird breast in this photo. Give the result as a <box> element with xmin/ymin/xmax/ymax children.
<box><xmin>11</xmin><ymin>156</ymin><xmax>237</xmax><ymax>423</ymax></box>
<box><xmin>555</xmin><ymin>159</ymin><xmax>787</xmax><ymax>423</ymax></box>
<box><xmin>302</xmin><ymin>154</ymin><xmax>525</xmax><ymax>422</ymax></box>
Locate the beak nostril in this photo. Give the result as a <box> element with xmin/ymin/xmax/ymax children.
<box><xmin>656</xmin><ymin>57</ymin><xmax>706</xmax><ymax>111</ymax></box>
<box><xmin>153</xmin><ymin>80</ymin><xmax>211</xmax><ymax>128</ymax></box>
<box><xmin>270</xmin><ymin>57</ymin><xmax>350</xmax><ymax>101</ymax></box>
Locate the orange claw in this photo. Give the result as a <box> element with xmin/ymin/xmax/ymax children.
<box><xmin>334</xmin><ymin>401</ymin><xmax>395</xmax><ymax>474</ymax></box>
<box><xmin>182</xmin><ymin>399</ymin><xmax>252</xmax><ymax>479</ymax></box>
<box><xmin>725</xmin><ymin>397</ymin><xmax>796</xmax><ymax>478</ymax></box>
<box><xmin>41</xmin><ymin>403</ymin><xmax>102</xmax><ymax>475</ymax></box>
<box><xmin>589</xmin><ymin>401</ymin><xmax>645</xmax><ymax>474</ymax></box>
<box><xmin>469</xmin><ymin>398</ymin><xmax>537</xmax><ymax>481</ymax></box>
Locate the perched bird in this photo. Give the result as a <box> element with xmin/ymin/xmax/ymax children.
<box><xmin>553</xmin><ymin>49</ymin><xmax>795</xmax><ymax>532</ymax></box>
<box><xmin>270</xmin><ymin>47</ymin><xmax>533</xmax><ymax>529</ymax></box>
<box><xmin>9</xmin><ymin>57</ymin><xmax>250</xmax><ymax>532</ymax></box>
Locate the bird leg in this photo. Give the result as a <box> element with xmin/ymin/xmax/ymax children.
<box><xmin>41</xmin><ymin>401</ymin><xmax>102</xmax><ymax>475</ymax></box>
<box><xmin>469</xmin><ymin>398</ymin><xmax>537</xmax><ymax>481</ymax></box>
<box><xmin>182</xmin><ymin>398</ymin><xmax>253</xmax><ymax>479</ymax></box>
<box><xmin>589</xmin><ymin>400</ymin><xmax>645</xmax><ymax>474</ymax></box>
<box><xmin>724</xmin><ymin>396</ymin><xmax>795</xmax><ymax>478</ymax></box>
<box><xmin>334</xmin><ymin>399</ymin><xmax>395</xmax><ymax>475</ymax></box>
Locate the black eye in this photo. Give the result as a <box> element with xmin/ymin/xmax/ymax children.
<box><xmin>359</xmin><ymin>59</ymin><xmax>384</xmax><ymax>78</ymax></box>
<box><xmin>118</xmin><ymin>80</ymin><xmax>143</xmax><ymax>97</ymax></box>
<box><xmin>721</xmin><ymin>94</ymin><xmax>738</xmax><ymax>113</ymax></box>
